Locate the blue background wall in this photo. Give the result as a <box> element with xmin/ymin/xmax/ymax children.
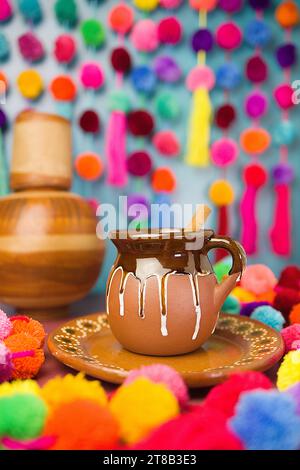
<box><xmin>2</xmin><ymin>0</ymin><xmax>300</xmax><ymax>293</ymax></box>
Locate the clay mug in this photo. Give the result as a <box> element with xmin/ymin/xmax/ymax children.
<box><xmin>107</xmin><ymin>229</ymin><xmax>246</xmax><ymax>356</ymax></box>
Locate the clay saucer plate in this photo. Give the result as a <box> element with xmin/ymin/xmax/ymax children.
<box><xmin>48</xmin><ymin>313</ymin><xmax>284</xmax><ymax>388</ymax></box>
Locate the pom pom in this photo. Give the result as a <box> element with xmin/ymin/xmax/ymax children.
<box><xmin>127</xmin><ymin>151</ymin><xmax>152</xmax><ymax>177</ymax></box>
<box><xmin>156</xmin><ymin>91</ymin><xmax>180</xmax><ymax>121</ymax></box>
<box><xmin>216</xmin><ymin>62</ymin><xmax>241</xmax><ymax>90</ymax></box>
<box><xmin>152</xmin><ymin>167</ymin><xmax>176</xmax><ymax>193</ymax></box>
<box><xmin>230</xmin><ymin>390</ymin><xmax>300</xmax><ymax>450</ymax></box>
<box><xmin>108</xmin><ymin>4</ymin><xmax>134</xmax><ymax>34</ymax></box>
<box><xmin>124</xmin><ymin>365</ymin><xmax>189</xmax><ymax>408</ymax></box>
<box><xmin>44</xmin><ymin>399</ymin><xmax>119</xmax><ymax>450</ymax></box>
<box><xmin>0</xmin><ymin>393</ymin><xmax>47</xmax><ymax>440</ymax></box>
<box><xmin>41</xmin><ymin>373</ymin><xmax>107</xmax><ymax>412</ymax></box>
<box><xmin>80</xmin><ymin>19</ymin><xmax>106</xmax><ymax>49</ymax></box>
<box><xmin>274</xmin><ymin>84</ymin><xmax>294</xmax><ymax>110</ymax></box>
<box><xmin>290</xmin><ymin>304</ymin><xmax>300</xmax><ymax>325</ymax></box>
<box><xmin>240</xmin><ymin>264</ymin><xmax>277</xmax><ymax>295</ymax></box>
<box><xmin>0</xmin><ymin>379</ymin><xmax>41</xmax><ymax>399</ymax></box>
<box><xmin>0</xmin><ymin>342</ymin><xmax>12</xmax><ymax>383</ymax></box>
<box><xmin>240</xmin><ymin>128</ymin><xmax>271</xmax><ymax>155</ymax></box>
<box><xmin>153</xmin><ymin>55</ymin><xmax>182</xmax><ymax>83</ymax></box>
<box><xmin>186</xmin><ymin>65</ymin><xmax>215</xmax><ymax>91</ymax></box>
<box><xmin>0</xmin><ymin>108</ymin><xmax>9</xmax><ymax>131</ymax></box>
<box><xmin>246</xmin><ymin>55</ymin><xmax>268</xmax><ymax>83</ymax></box>
<box><xmin>216</xmin><ymin>22</ymin><xmax>242</xmax><ymax>50</ymax></box>
<box><xmin>231</xmin><ymin>286</ymin><xmax>256</xmax><ymax>303</ymax></box>
<box><xmin>133</xmin><ymin>0</ymin><xmax>159</xmax><ymax>11</ymax></box>
<box><xmin>275</xmin><ymin>1</ymin><xmax>300</xmax><ymax>29</ymax></box>
<box><xmin>209</xmin><ymin>180</ymin><xmax>234</xmax><ymax>206</ymax></box>
<box><xmin>273</xmin><ymin>121</ymin><xmax>296</xmax><ymax>147</ymax></box>
<box><xmin>203</xmin><ymin>371</ymin><xmax>273</xmax><ymax>418</ymax></box>
<box><xmin>240</xmin><ymin>301</ymin><xmax>271</xmax><ymax>317</ymax></box>
<box><xmin>160</xmin><ymin>0</ymin><xmax>182</xmax><ymax>7</ymax></box>
<box><xmin>189</xmin><ymin>0</ymin><xmax>218</xmax><ymax>11</ymax></box>
<box><xmin>281</xmin><ymin>324</ymin><xmax>300</xmax><ymax>352</ymax></box>
<box><xmin>245</xmin><ymin>19</ymin><xmax>271</xmax><ymax>47</ymax></box>
<box><xmin>249</xmin><ymin>0</ymin><xmax>270</xmax><ymax>9</ymax></box>
<box><xmin>0</xmin><ymin>0</ymin><xmax>13</xmax><ymax>23</ymax></box>
<box><xmin>54</xmin><ymin>0</ymin><xmax>77</xmax><ymax>28</ymax></box>
<box><xmin>131</xmin><ymin>65</ymin><xmax>157</xmax><ymax>95</ymax></box>
<box><xmin>0</xmin><ymin>310</ymin><xmax>12</xmax><ymax>340</ymax></box>
<box><xmin>4</xmin><ymin>333</ymin><xmax>44</xmax><ymax>380</ymax></box>
<box><xmin>127</xmin><ymin>110</ymin><xmax>154</xmax><ymax>137</ymax></box>
<box><xmin>108</xmin><ymin>90</ymin><xmax>131</xmax><ymax>113</ymax></box>
<box><xmin>277</xmin><ymin>350</ymin><xmax>300</xmax><ymax>391</ymax></box>
<box><xmin>219</xmin><ymin>0</ymin><xmax>242</xmax><ymax>13</ymax></box>
<box><xmin>54</xmin><ymin>34</ymin><xmax>76</xmax><ymax>64</ymax></box>
<box><xmin>10</xmin><ymin>317</ymin><xmax>45</xmax><ymax>347</ymax></box>
<box><xmin>18</xmin><ymin>0</ymin><xmax>42</xmax><ymax>25</ymax></box>
<box><xmin>213</xmin><ymin>258</ymin><xmax>232</xmax><ymax>282</ymax></box>
<box><xmin>18</xmin><ymin>32</ymin><xmax>45</xmax><ymax>63</ymax></box>
<box><xmin>286</xmin><ymin>382</ymin><xmax>300</xmax><ymax>414</ymax></box>
<box><xmin>50</xmin><ymin>75</ymin><xmax>76</xmax><ymax>101</ymax></box>
<box><xmin>79</xmin><ymin>110</ymin><xmax>100</xmax><ymax>134</ymax></box>
<box><xmin>75</xmin><ymin>152</ymin><xmax>104</xmax><ymax>181</ymax></box>
<box><xmin>215</xmin><ymin>104</ymin><xmax>236</xmax><ymax>129</ymax></box>
<box><xmin>80</xmin><ymin>63</ymin><xmax>105</xmax><ymax>90</ymax></box>
<box><xmin>152</xmin><ymin>130</ymin><xmax>181</xmax><ymax>157</ymax></box>
<box><xmin>109</xmin><ymin>378</ymin><xmax>179</xmax><ymax>444</ymax></box>
<box><xmin>127</xmin><ymin>195</ymin><xmax>150</xmax><ymax>221</ymax></box>
<box><xmin>111</xmin><ymin>47</ymin><xmax>131</xmax><ymax>74</ymax></box>
<box><xmin>17</xmin><ymin>69</ymin><xmax>44</xmax><ymax>100</ymax></box>
<box><xmin>274</xmin><ymin>287</ymin><xmax>300</xmax><ymax>319</ymax></box>
<box><xmin>191</xmin><ymin>28</ymin><xmax>214</xmax><ymax>53</ymax></box>
<box><xmin>131</xmin><ymin>19</ymin><xmax>158</xmax><ymax>53</ymax></box>
<box><xmin>158</xmin><ymin>17</ymin><xmax>182</xmax><ymax>45</ymax></box>
<box><xmin>276</xmin><ymin>43</ymin><xmax>297</xmax><ymax>69</ymax></box>
<box><xmin>211</xmin><ymin>138</ymin><xmax>238</xmax><ymax>167</ymax></box>
<box><xmin>0</xmin><ymin>33</ymin><xmax>10</xmax><ymax>62</ymax></box>
<box><xmin>250</xmin><ymin>305</ymin><xmax>285</xmax><ymax>331</ymax></box>
<box><xmin>222</xmin><ymin>295</ymin><xmax>241</xmax><ymax>315</ymax></box>
<box><xmin>272</xmin><ymin>163</ymin><xmax>294</xmax><ymax>185</ymax></box>
<box><xmin>245</xmin><ymin>91</ymin><xmax>268</xmax><ymax>119</ymax></box>
<box><xmin>243</xmin><ymin>163</ymin><xmax>268</xmax><ymax>187</ymax></box>
<box><xmin>278</xmin><ymin>265</ymin><xmax>300</xmax><ymax>290</ymax></box>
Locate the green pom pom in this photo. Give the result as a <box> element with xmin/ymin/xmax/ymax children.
<box><xmin>81</xmin><ymin>19</ymin><xmax>105</xmax><ymax>49</ymax></box>
<box><xmin>54</xmin><ymin>0</ymin><xmax>78</xmax><ymax>28</ymax></box>
<box><xmin>108</xmin><ymin>90</ymin><xmax>131</xmax><ymax>113</ymax></box>
<box><xmin>0</xmin><ymin>394</ymin><xmax>47</xmax><ymax>440</ymax></box>
<box><xmin>155</xmin><ymin>92</ymin><xmax>180</xmax><ymax>121</ymax></box>
<box><xmin>222</xmin><ymin>295</ymin><xmax>241</xmax><ymax>315</ymax></box>
<box><xmin>214</xmin><ymin>259</ymin><xmax>232</xmax><ymax>283</ymax></box>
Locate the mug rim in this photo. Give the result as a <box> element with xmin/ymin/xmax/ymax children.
<box><xmin>109</xmin><ymin>228</ymin><xmax>214</xmax><ymax>242</ymax></box>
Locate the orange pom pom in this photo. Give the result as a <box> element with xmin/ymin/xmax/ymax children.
<box><xmin>4</xmin><ymin>333</ymin><xmax>44</xmax><ymax>380</ymax></box>
<box><xmin>152</xmin><ymin>167</ymin><xmax>176</xmax><ymax>193</ymax></box>
<box><xmin>75</xmin><ymin>152</ymin><xmax>104</xmax><ymax>181</ymax></box>
<box><xmin>44</xmin><ymin>400</ymin><xmax>120</xmax><ymax>450</ymax></box>
<box><xmin>275</xmin><ymin>1</ymin><xmax>300</xmax><ymax>29</ymax></box>
<box><xmin>256</xmin><ymin>290</ymin><xmax>276</xmax><ymax>304</ymax></box>
<box><xmin>0</xmin><ymin>71</ymin><xmax>8</xmax><ymax>88</ymax></box>
<box><xmin>290</xmin><ymin>303</ymin><xmax>300</xmax><ymax>325</ymax></box>
<box><xmin>50</xmin><ymin>75</ymin><xmax>77</xmax><ymax>101</ymax></box>
<box><xmin>240</xmin><ymin>128</ymin><xmax>271</xmax><ymax>155</ymax></box>
<box><xmin>11</xmin><ymin>317</ymin><xmax>46</xmax><ymax>347</ymax></box>
<box><xmin>189</xmin><ymin>0</ymin><xmax>217</xmax><ymax>11</ymax></box>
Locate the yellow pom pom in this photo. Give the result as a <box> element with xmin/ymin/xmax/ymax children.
<box><xmin>209</xmin><ymin>180</ymin><xmax>235</xmax><ymax>206</ymax></box>
<box><xmin>109</xmin><ymin>378</ymin><xmax>179</xmax><ymax>444</ymax></box>
<box><xmin>41</xmin><ymin>373</ymin><xmax>107</xmax><ymax>412</ymax></box>
<box><xmin>277</xmin><ymin>351</ymin><xmax>300</xmax><ymax>391</ymax></box>
<box><xmin>17</xmin><ymin>69</ymin><xmax>44</xmax><ymax>100</ymax></box>
<box><xmin>133</xmin><ymin>0</ymin><xmax>159</xmax><ymax>11</ymax></box>
<box><xmin>0</xmin><ymin>380</ymin><xmax>41</xmax><ymax>399</ymax></box>
<box><xmin>231</xmin><ymin>287</ymin><xmax>256</xmax><ymax>303</ymax></box>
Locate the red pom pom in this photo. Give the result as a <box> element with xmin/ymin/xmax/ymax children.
<box><xmin>278</xmin><ymin>266</ymin><xmax>300</xmax><ymax>290</ymax></box>
<box><xmin>215</xmin><ymin>104</ymin><xmax>236</xmax><ymax>129</ymax></box>
<box><xmin>281</xmin><ymin>324</ymin><xmax>300</xmax><ymax>352</ymax></box>
<box><xmin>79</xmin><ymin>110</ymin><xmax>100</xmax><ymax>134</ymax></box>
<box><xmin>127</xmin><ymin>110</ymin><xmax>155</xmax><ymax>137</ymax></box>
<box><xmin>246</xmin><ymin>56</ymin><xmax>268</xmax><ymax>83</ymax></box>
<box><xmin>274</xmin><ymin>287</ymin><xmax>300</xmax><ymax>319</ymax></box>
<box><xmin>243</xmin><ymin>164</ymin><xmax>268</xmax><ymax>188</ymax></box>
<box><xmin>111</xmin><ymin>47</ymin><xmax>132</xmax><ymax>74</ymax></box>
<box><xmin>54</xmin><ymin>35</ymin><xmax>76</xmax><ymax>64</ymax></box>
<box><xmin>203</xmin><ymin>371</ymin><xmax>273</xmax><ymax>418</ymax></box>
<box><xmin>157</xmin><ymin>17</ymin><xmax>182</xmax><ymax>45</ymax></box>
<box><xmin>127</xmin><ymin>151</ymin><xmax>153</xmax><ymax>177</ymax></box>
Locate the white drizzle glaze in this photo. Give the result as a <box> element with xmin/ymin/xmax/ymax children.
<box><xmin>161</xmin><ymin>271</ymin><xmax>176</xmax><ymax>337</ymax></box>
<box><xmin>192</xmin><ymin>274</ymin><xmax>202</xmax><ymax>341</ymax></box>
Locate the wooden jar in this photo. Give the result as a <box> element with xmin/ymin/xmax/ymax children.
<box><xmin>0</xmin><ymin>111</ymin><xmax>105</xmax><ymax>319</ymax></box>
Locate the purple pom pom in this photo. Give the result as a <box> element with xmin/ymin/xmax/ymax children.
<box><xmin>276</xmin><ymin>44</ymin><xmax>297</xmax><ymax>69</ymax></box>
<box><xmin>153</xmin><ymin>56</ymin><xmax>182</xmax><ymax>83</ymax></box>
<box><xmin>0</xmin><ymin>108</ymin><xmax>7</xmax><ymax>130</ymax></box>
<box><xmin>240</xmin><ymin>301</ymin><xmax>270</xmax><ymax>317</ymax></box>
<box><xmin>191</xmin><ymin>29</ymin><xmax>214</xmax><ymax>53</ymax></box>
<box><xmin>127</xmin><ymin>194</ymin><xmax>150</xmax><ymax>221</ymax></box>
<box><xmin>245</xmin><ymin>91</ymin><xmax>268</xmax><ymax>119</ymax></box>
<box><xmin>219</xmin><ymin>0</ymin><xmax>242</xmax><ymax>13</ymax></box>
<box><xmin>249</xmin><ymin>0</ymin><xmax>270</xmax><ymax>10</ymax></box>
<box><xmin>272</xmin><ymin>163</ymin><xmax>295</xmax><ymax>185</ymax></box>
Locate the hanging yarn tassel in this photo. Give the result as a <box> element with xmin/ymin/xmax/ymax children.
<box><xmin>106</xmin><ymin>110</ymin><xmax>128</xmax><ymax>187</ymax></box>
<box><xmin>240</xmin><ymin>163</ymin><xmax>268</xmax><ymax>255</ymax></box>
<box><xmin>269</xmin><ymin>163</ymin><xmax>294</xmax><ymax>257</ymax></box>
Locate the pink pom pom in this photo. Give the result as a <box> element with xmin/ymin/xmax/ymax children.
<box><xmin>157</xmin><ymin>17</ymin><xmax>182</xmax><ymax>45</ymax></box>
<box><xmin>216</xmin><ymin>22</ymin><xmax>242</xmax><ymax>50</ymax></box>
<box><xmin>131</xmin><ymin>19</ymin><xmax>159</xmax><ymax>53</ymax></box>
<box><xmin>0</xmin><ymin>310</ymin><xmax>12</xmax><ymax>341</ymax></box>
<box><xmin>274</xmin><ymin>84</ymin><xmax>295</xmax><ymax>110</ymax></box>
<box><xmin>240</xmin><ymin>264</ymin><xmax>277</xmax><ymax>295</ymax></box>
<box><xmin>0</xmin><ymin>342</ymin><xmax>12</xmax><ymax>383</ymax></box>
<box><xmin>80</xmin><ymin>63</ymin><xmax>105</xmax><ymax>90</ymax></box>
<box><xmin>152</xmin><ymin>130</ymin><xmax>181</xmax><ymax>157</ymax></box>
<box><xmin>160</xmin><ymin>0</ymin><xmax>182</xmax><ymax>8</ymax></box>
<box><xmin>186</xmin><ymin>65</ymin><xmax>215</xmax><ymax>92</ymax></box>
<box><xmin>0</xmin><ymin>0</ymin><xmax>13</xmax><ymax>23</ymax></box>
<box><xmin>124</xmin><ymin>364</ymin><xmax>189</xmax><ymax>407</ymax></box>
<box><xmin>54</xmin><ymin>35</ymin><xmax>76</xmax><ymax>64</ymax></box>
<box><xmin>211</xmin><ymin>138</ymin><xmax>239</xmax><ymax>167</ymax></box>
<box><xmin>18</xmin><ymin>32</ymin><xmax>45</xmax><ymax>63</ymax></box>
<box><xmin>281</xmin><ymin>325</ymin><xmax>300</xmax><ymax>353</ymax></box>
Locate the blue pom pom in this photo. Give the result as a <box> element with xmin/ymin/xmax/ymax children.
<box><xmin>18</xmin><ymin>0</ymin><xmax>42</xmax><ymax>25</ymax></box>
<box><xmin>230</xmin><ymin>390</ymin><xmax>300</xmax><ymax>450</ymax></box>
<box><xmin>216</xmin><ymin>63</ymin><xmax>241</xmax><ymax>90</ymax></box>
<box><xmin>273</xmin><ymin>121</ymin><xmax>297</xmax><ymax>147</ymax></box>
<box><xmin>251</xmin><ymin>306</ymin><xmax>285</xmax><ymax>331</ymax></box>
<box><xmin>131</xmin><ymin>65</ymin><xmax>157</xmax><ymax>96</ymax></box>
<box><xmin>245</xmin><ymin>19</ymin><xmax>271</xmax><ymax>48</ymax></box>
<box><xmin>222</xmin><ymin>295</ymin><xmax>241</xmax><ymax>315</ymax></box>
<box><xmin>0</xmin><ymin>33</ymin><xmax>10</xmax><ymax>62</ymax></box>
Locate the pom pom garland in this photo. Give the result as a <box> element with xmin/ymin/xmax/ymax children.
<box><xmin>54</xmin><ymin>35</ymin><xmax>76</xmax><ymax>65</ymax></box>
<box><xmin>281</xmin><ymin>325</ymin><xmax>300</xmax><ymax>352</ymax></box>
<box><xmin>240</xmin><ymin>264</ymin><xmax>277</xmax><ymax>295</ymax></box>
<box><xmin>191</xmin><ymin>29</ymin><xmax>214</xmax><ymax>53</ymax></box>
<box><xmin>80</xmin><ymin>19</ymin><xmax>106</xmax><ymax>49</ymax></box>
<box><xmin>216</xmin><ymin>22</ymin><xmax>243</xmax><ymax>50</ymax></box>
<box><xmin>75</xmin><ymin>153</ymin><xmax>104</xmax><ymax>181</ymax></box>
<box><xmin>276</xmin><ymin>43</ymin><xmax>297</xmax><ymax>69</ymax></box>
<box><xmin>79</xmin><ymin>110</ymin><xmax>100</xmax><ymax>134</ymax></box>
<box><xmin>152</xmin><ymin>167</ymin><xmax>177</xmax><ymax>193</ymax></box>
<box><xmin>274</xmin><ymin>84</ymin><xmax>294</xmax><ymax>110</ymax></box>
<box><xmin>111</xmin><ymin>47</ymin><xmax>131</xmax><ymax>74</ymax></box>
<box><xmin>127</xmin><ymin>110</ymin><xmax>155</xmax><ymax>137</ymax></box>
<box><xmin>275</xmin><ymin>1</ymin><xmax>300</xmax><ymax>29</ymax></box>
<box><xmin>277</xmin><ymin>350</ymin><xmax>300</xmax><ymax>391</ymax></box>
<box><xmin>215</xmin><ymin>104</ymin><xmax>236</xmax><ymax>130</ymax></box>
<box><xmin>244</xmin><ymin>19</ymin><xmax>271</xmax><ymax>47</ymax></box>
<box><xmin>18</xmin><ymin>0</ymin><xmax>42</xmax><ymax>25</ymax></box>
<box><xmin>158</xmin><ymin>17</ymin><xmax>182</xmax><ymax>45</ymax></box>
<box><xmin>80</xmin><ymin>63</ymin><xmax>105</xmax><ymax>90</ymax></box>
<box><xmin>209</xmin><ymin>180</ymin><xmax>235</xmax><ymax>206</ymax></box>
<box><xmin>17</xmin><ymin>70</ymin><xmax>44</xmax><ymax>100</ymax></box>
<box><xmin>243</xmin><ymin>163</ymin><xmax>268</xmax><ymax>187</ymax></box>
<box><xmin>155</xmin><ymin>92</ymin><xmax>180</xmax><ymax>121</ymax></box>
<box><xmin>127</xmin><ymin>151</ymin><xmax>153</xmax><ymax>177</ymax></box>
<box><xmin>54</xmin><ymin>0</ymin><xmax>77</xmax><ymax>28</ymax></box>
<box><xmin>211</xmin><ymin>138</ymin><xmax>238</xmax><ymax>167</ymax></box>
<box><xmin>216</xmin><ymin>62</ymin><xmax>241</xmax><ymax>90</ymax></box>
<box><xmin>240</xmin><ymin>128</ymin><xmax>271</xmax><ymax>155</ymax></box>
<box><xmin>108</xmin><ymin>4</ymin><xmax>134</xmax><ymax>35</ymax></box>
<box><xmin>246</xmin><ymin>55</ymin><xmax>268</xmax><ymax>83</ymax></box>
<box><xmin>152</xmin><ymin>130</ymin><xmax>181</xmax><ymax>157</ymax></box>
<box><xmin>18</xmin><ymin>32</ymin><xmax>45</xmax><ymax>63</ymax></box>
<box><xmin>250</xmin><ymin>306</ymin><xmax>285</xmax><ymax>331</ymax></box>
<box><xmin>131</xmin><ymin>19</ymin><xmax>159</xmax><ymax>53</ymax></box>
<box><xmin>50</xmin><ymin>76</ymin><xmax>77</xmax><ymax>101</ymax></box>
<box><xmin>131</xmin><ymin>65</ymin><xmax>157</xmax><ymax>96</ymax></box>
<box><xmin>153</xmin><ymin>56</ymin><xmax>182</xmax><ymax>83</ymax></box>
<box><xmin>0</xmin><ymin>0</ymin><xmax>13</xmax><ymax>23</ymax></box>
<box><xmin>245</xmin><ymin>91</ymin><xmax>268</xmax><ymax>119</ymax></box>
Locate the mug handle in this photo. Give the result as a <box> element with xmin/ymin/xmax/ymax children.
<box><xmin>203</xmin><ymin>236</ymin><xmax>246</xmax><ymax>278</ymax></box>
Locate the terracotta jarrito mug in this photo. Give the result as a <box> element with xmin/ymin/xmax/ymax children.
<box><xmin>107</xmin><ymin>229</ymin><xmax>246</xmax><ymax>356</ymax></box>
